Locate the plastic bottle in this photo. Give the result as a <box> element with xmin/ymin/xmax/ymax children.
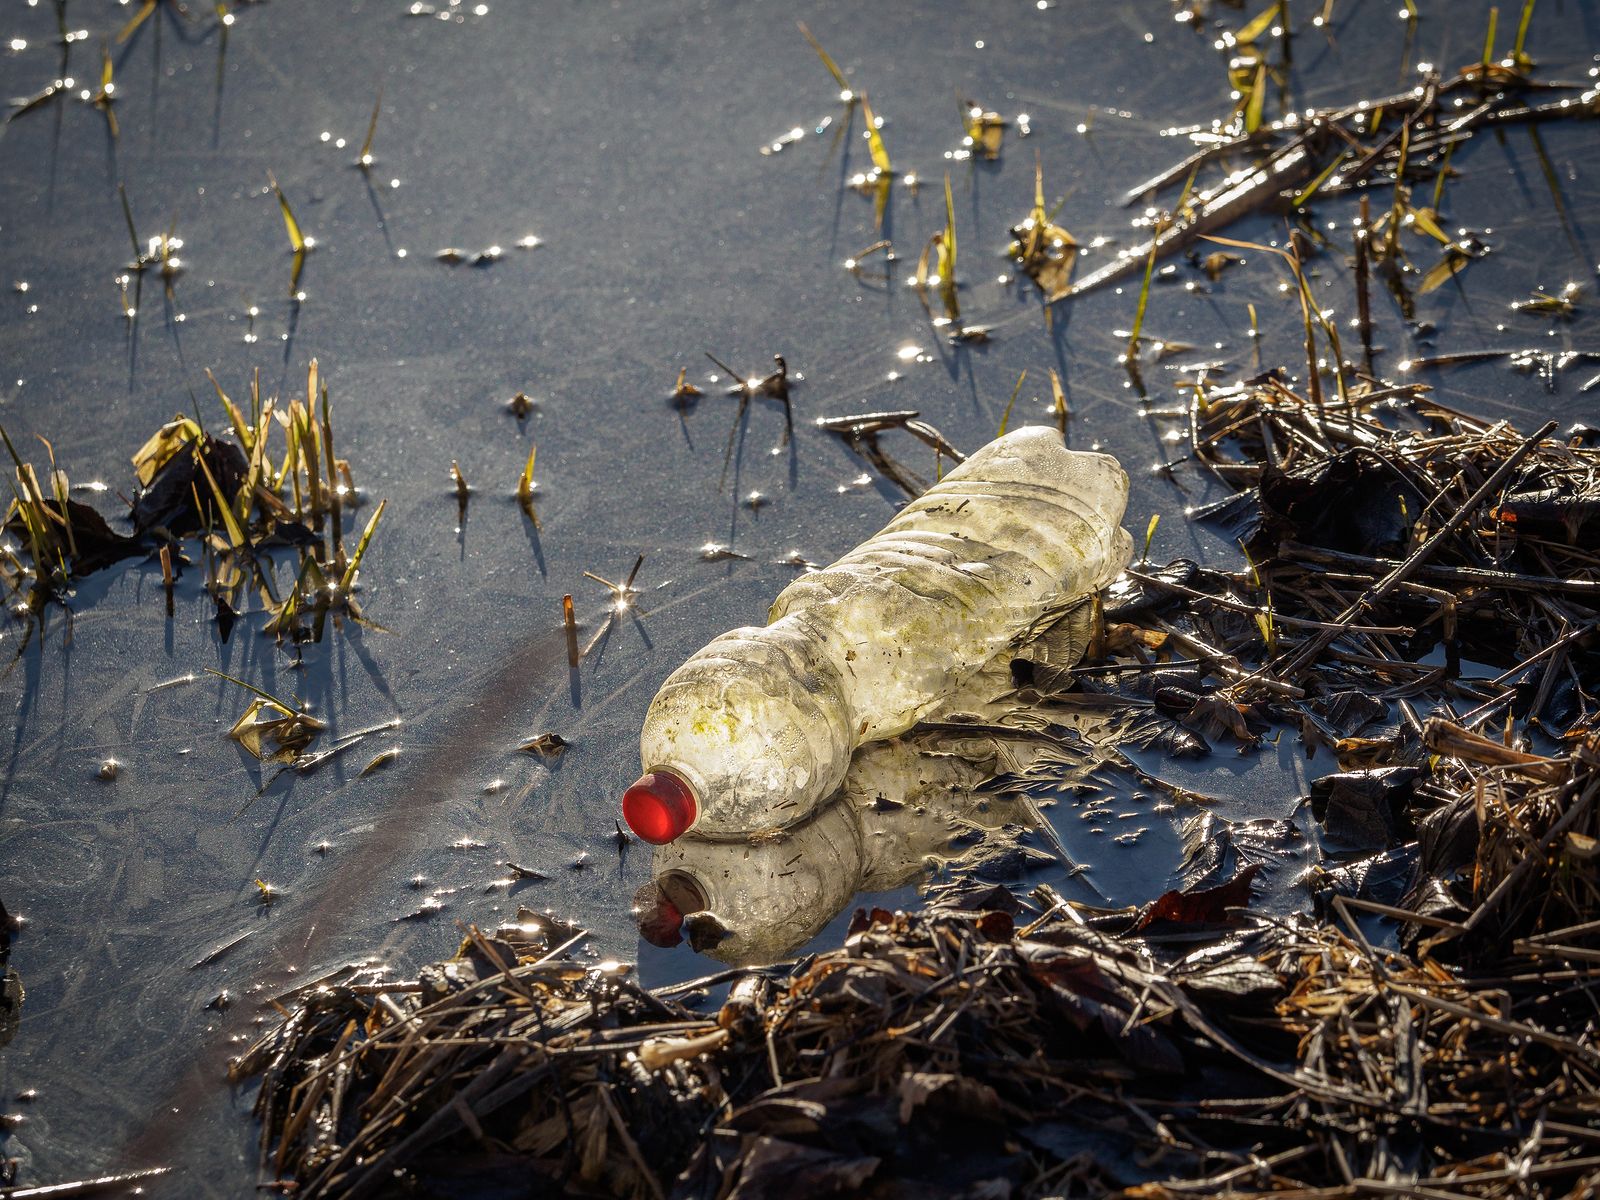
<box><xmin>633</xmin><ymin>736</ymin><xmax>1026</xmax><ymax>964</ymax></box>
<box><xmin>622</xmin><ymin>426</ymin><xmax>1131</xmax><ymax>844</ymax></box>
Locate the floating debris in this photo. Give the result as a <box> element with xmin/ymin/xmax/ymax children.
<box><xmin>222</xmin><ymin>685</ymin><xmax>326</xmax><ymax>766</ymax></box>
<box><xmin>1008</xmin><ymin>157</ymin><xmax>1079</xmax><ymax>302</ymax></box>
<box><xmin>668</xmin><ymin>366</ymin><xmax>703</xmax><ymax>407</ymax></box>
<box><xmin>517</xmin><ymin>732</ymin><xmax>568</xmax><ymax>760</ymax></box>
<box><xmin>958</xmin><ymin>97</ymin><xmax>1006</xmax><ymax>159</ymax></box>
<box><xmin>1071</xmin><ymin>62</ymin><xmax>1599</xmax><ymax>300</ymax></box>
<box><xmin>0</xmin><ymin>1168</ymin><xmax>173</xmax><ymax>1197</ymax></box>
<box><xmin>436</xmin><ymin>245</ymin><xmax>504</xmax><ymax>266</ymax></box>
<box><xmin>1510</xmin><ymin>280</ymin><xmax>1584</xmax><ymax>318</ymax></box>
<box><xmin>247</xmin><ymin>711</ymin><xmax>1600</xmax><ymax>1200</ymax></box>
<box><xmin>1401</xmin><ymin>347</ymin><xmax>1600</xmax><ymax>393</ymax></box>
<box><xmin>816</xmin><ymin>409</ymin><xmax>965</xmax><ymax>499</ymax></box>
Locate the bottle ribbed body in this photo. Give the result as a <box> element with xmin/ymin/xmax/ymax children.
<box><xmin>637</xmin><ymin>426</ymin><xmax>1131</xmax><ymax>839</ymax></box>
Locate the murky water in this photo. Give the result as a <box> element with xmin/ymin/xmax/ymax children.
<box><xmin>1</xmin><ymin>0</ymin><xmax>1597</xmax><ymax>1193</ymax></box>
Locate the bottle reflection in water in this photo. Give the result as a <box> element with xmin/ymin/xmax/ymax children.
<box><xmin>633</xmin><ymin>736</ymin><xmax>1028</xmax><ymax>965</ymax></box>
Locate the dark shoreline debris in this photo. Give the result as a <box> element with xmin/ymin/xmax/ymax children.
<box><xmin>244</xmin><ymin>715</ymin><xmax>1600</xmax><ymax>1199</ymax></box>
<box><xmin>1178</xmin><ymin>374</ymin><xmax>1600</xmax><ymax>724</ymax></box>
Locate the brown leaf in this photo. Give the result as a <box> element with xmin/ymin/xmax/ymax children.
<box><xmin>1135</xmin><ymin>864</ymin><xmax>1260</xmax><ymax>931</ymax></box>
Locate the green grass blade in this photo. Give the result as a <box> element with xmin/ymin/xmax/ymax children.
<box><xmin>859</xmin><ymin>92</ymin><xmax>891</xmax><ymax>175</ymax></box>
<box><xmin>339</xmin><ymin>497</ymin><xmax>386</xmax><ymax>592</ymax></box>
<box><xmin>267</xmin><ymin>171</ymin><xmax>306</xmax><ymax>253</ymax></box>
<box><xmin>997</xmin><ymin>370</ymin><xmax>1027</xmax><ymax>437</ymax></box>
<box><xmin>1512</xmin><ymin>0</ymin><xmax>1536</xmax><ymax>64</ymax></box>
<box><xmin>359</xmin><ymin>85</ymin><xmax>383</xmax><ymax>165</ymax></box>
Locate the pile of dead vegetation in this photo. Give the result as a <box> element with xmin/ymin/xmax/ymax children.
<box><xmin>242</xmin><ymin>746</ymin><xmax>1599</xmax><ymax>1200</ymax></box>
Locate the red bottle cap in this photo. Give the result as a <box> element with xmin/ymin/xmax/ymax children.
<box><xmin>622</xmin><ymin>771</ymin><xmax>698</xmax><ymax>844</ymax></box>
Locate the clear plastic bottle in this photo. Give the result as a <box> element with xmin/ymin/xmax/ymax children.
<box><xmin>633</xmin><ymin>736</ymin><xmax>1023</xmax><ymax>964</ymax></box>
<box><xmin>622</xmin><ymin>426</ymin><xmax>1131</xmax><ymax>843</ymax></box>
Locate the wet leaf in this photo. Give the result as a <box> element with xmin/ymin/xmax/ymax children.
<box><xmin>361</xmin><ymin>748</ymin><xmax>399</xmax><ymax>776</ymax></box>
<box><xmin>1310</xmin><ymin>767</ymin><xmax>1421</xmax><ymax>852</ymax></box>
<box><xmin>1418</xmin><ymin>243</ymin><xmax>1476</xmax><ymax>294</ymax></box>
<box><xmin>1235</xmin><ymin>3</ymin><xmax>1279</xmax><ymax>43</ymax></box>
<box><xmin>1179</xmin><ymin>814</ymin><xmax>1302</xmax><ymax>890</ymax></box>
<box><xmin>1202</xmin><ymin>251</ymin><xmax>1244</xmax><ymax>280</ymax></box>
<box><xmin>1183</xmin><ymin>693</ymin><xmax>1265</xmax><ymax>746</ymax></box>
<box><xmin>2</xmin><ymin>496</ymin><xmax>142</xmax><ymax>576</ymax></box>
<box><xmin>1135</xmin><ymin>864</ymin><xmax>1260</xmax><ymax>931</ymax></box>
<box><xmin>131</xmin><ymin>418</ymin><xmax>204</xmax><ymax>487</ymax></box>
<box><xmin>228</xmin><ymin>697</ymin><xmax>326</xmax><ymax>764</ymax></box>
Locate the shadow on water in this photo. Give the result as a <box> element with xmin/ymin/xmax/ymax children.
<box><xmin>119</xmin><ymin>619</ymin><xmax>573</xmax><ymax>1168</ymax></box>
